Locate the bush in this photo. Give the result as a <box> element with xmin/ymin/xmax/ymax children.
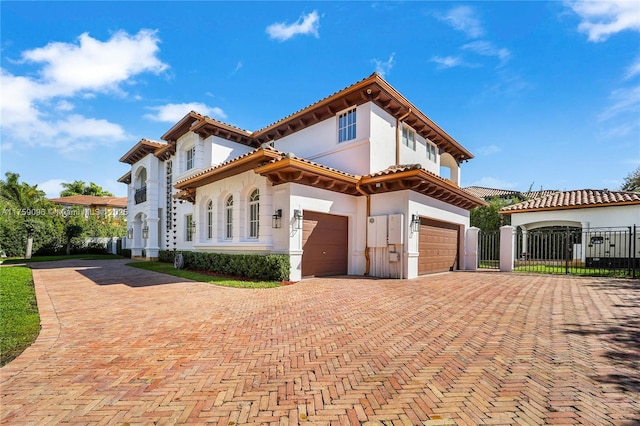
<box><xmin>157</xmin><ymin>250</ymin><xmax>290</xmax><ymax>281</ymax></box>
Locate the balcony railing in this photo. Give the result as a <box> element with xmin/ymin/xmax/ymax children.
<box><xmin>134</xmin><ymin>186</ymin><xmax>147</xmax><ymax>204</ymax></box>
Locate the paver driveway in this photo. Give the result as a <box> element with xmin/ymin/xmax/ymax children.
<box><xmin>1</xmin><ymin>259</ymin><xmax>638</xmax><ymax>425</ymax></box>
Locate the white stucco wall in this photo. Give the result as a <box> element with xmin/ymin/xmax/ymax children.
<box><xmin>274</xmin><ymin>103</ymin><xmax>372</xmax><ymax>176</ymax></box>
<box><xmin>510</xmin><ymin>205</ymin><xmax>640</xmax><ymax>230</ymax></box>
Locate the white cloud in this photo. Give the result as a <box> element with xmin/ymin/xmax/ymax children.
<box><xmin>568</xmin><ymin>0</ymin><xmax>640</xmax><ymax>42</ymax></box>
<box><xmin>372</xmin><ymin>53</ymin><xmax>395</xmax><ymax>77</ymax></box>
<box><xmin>0</xmin><ymin>29</ymin><xmax>167</xmax><ymax>151</ymax></box>
<box><xmin>476</xmin><ymin>144</ymin><xmax>502</xmax><ymax>156</ymax></box>
<box><xmin>38</xmin><ymin>179</ymin><xmax>66</xmax><ymax>198</ymax></box>
<box><xmin>435</xmin><ymin>6</ymin><xmax>484</xmax><ymax>38</ymax></box>
<box><xmin>266</xmin><ymin>10</ymin><xmax>320</xmax><ymax>41</ymax></box>
<box><xmin>20</xmin><ymin>30</ymin><xmax>167</xmax><ymax>95</ymax></box>
<box><xmin>431</xmin><ymin>55</ymin><xmax>464</xmax><ymax>69</ymax></box>
<box><xmin>469</xmin><ymin>177</ymin><xmax>517</xmax><ymax>189</ymax></box>
<box><xmin>625</xmin><ymin>57</ymin><xmax>640</xmax><ymax>80</ymax></box>
<box><xmin>145</xmin><ymin>102</ymin><xmax>227</xmax><ymax>123</ymax></box>
<box><xmin>462</xmin><ymin>40</ymin><xmax>511</xmax><ymax>65</ymax></box>
<box><xmin>598</xmin><ymin>85</ymin><xmax>640</xmax><ymax>121</ymax></box>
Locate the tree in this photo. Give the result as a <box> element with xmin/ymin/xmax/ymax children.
<box><xmin>470</xmin><ymin>197</ymin><xmax>515</xmax><ymax>231</ymax></box>
<box><xmin>0</xmin><ymin>172</ymin><xmax>47</xmax><ymax>208</ymax></box>
<box><xmin>60</xmin><ymin>180</ymin><xmax>113</xmax><ymax>197</ymax></box>
<box><xmin>620</xmin><ymin>166</ymin><xmax>640</xmax><ymax>192</ymax></box>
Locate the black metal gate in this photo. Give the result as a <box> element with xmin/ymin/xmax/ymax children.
<box><xmin>478</xmin><ymin>230</ymin><xmax>500</xmax><ymax>269</ymax></box>
<box><xmin>515</xmin><ymin>226</ymin><xmax>639</xmax><ymax>278</ymax></box>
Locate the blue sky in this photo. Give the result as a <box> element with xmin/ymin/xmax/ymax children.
<box><xmin>1</xmin><ymin>1</ymin><xmax>639</xmax><ymax>198</ymax></box>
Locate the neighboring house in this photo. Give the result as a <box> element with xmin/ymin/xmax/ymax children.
<box><xmin>500</xmin><ymin>189</ymin><xmax>640</xmax><ymax>265</ymax></box>
<box><xmin>464</xmin><ymin>186</ymin><xmax>558</xmax><ymax>202</ymax></box>
<box><xmin>119</xmin><ymin>73</ymin><xmax>485</xmax><ymax>280</ymax></box>
<box><xmin>48</xmin><ymin>195</ymin><xmax>128</xmax><ymax>224</ymax></box>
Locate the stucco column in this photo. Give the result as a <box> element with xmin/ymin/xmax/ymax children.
<box><xmin>519</xmin><ymin>226</ymin><xmax>528</xmax><ymax>260</ymax></box>
<box><xmin>500</xmin><ymin>225</ymin><xmax>515</xmax><ymax>272</ymax></box>
<box><xmin>131</xmin><ymin>216</ymin><xmax>142</xmax><ymax>258</ymax></box>
<box><xmin>145</xmin><ymin>217</ymin><xmax>160</xmax><ymax>260</ymax></box>
<box><xmin>465</xmin><ymin>227</ymin><xmax>479</xmax><ymax>271</ymax></box>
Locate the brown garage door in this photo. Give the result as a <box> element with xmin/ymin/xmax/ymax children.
<box><xmin>418</xmin><ymin>218</ymin><xmax>460</xmax><ymax>274</ymax></box>
<box><xmin>302</xmin><ymin>211</ymin><xmax>348</xmax><ymax>277</ymax></box>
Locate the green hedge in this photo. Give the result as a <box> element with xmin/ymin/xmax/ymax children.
<box><xmin>158</xmin><ymin>250</ymin><xmax>289</xmax><ymax>281</ymax></box>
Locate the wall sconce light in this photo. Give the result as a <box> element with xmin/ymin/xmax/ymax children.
<box><xmin>411</xmin><ymin>214</ymin><xmax>420</xmax><ymax>233</ymax></box>
<box><xmin>272</xmin><ymin>209</ymin><xmax>282</xmax><ymax>228</ymax></box>
<box><xmin>127</xmin><ymin>228</ymin><xmax>133</xmax><ymax>239</ymax></box>
<box><xmin>293</xmin><ymin>209</ymin><xmax>304</xmax><ymax>230</ymax></box>
<box><xmin>142</xmin><ymin>226</ymin><xmax>149</xmax><ymax>239</ymax></box>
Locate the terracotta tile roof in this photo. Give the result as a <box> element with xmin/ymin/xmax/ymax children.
<box><xmin>49</xmin><ymin>195</ymin><xmax>128</xmax><ymax>209</ymax></box>
<box><xmin>463</xmin><ymin>186</ymin><xmax>560</xmax><ymax>200</ymax></box>
<box><xmin>500</xmin><ymin>189</ymin><xmax>640</xmax><ymax>213</ymax></box>
<box><xmin>119</xmin><ymin>139</ymin><xmax>166</xmax><ymax>164</ymax></box>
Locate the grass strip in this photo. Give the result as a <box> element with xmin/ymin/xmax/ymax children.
<box><xmin>2</xmin><ymin>254</ymin><xmax>123</xmax><ymax>265</ymax></box>
<box><xmin>0</xmin><ymin>266</ymin><xmax>40</xmax><ymax>366</ymax></box>
<box><xmin>127</xmin><ymin>261</ymin><xmax>281</xmax><ymax>288</ymax></box>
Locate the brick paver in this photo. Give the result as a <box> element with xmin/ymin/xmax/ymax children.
<box><xmin>1</xmin><ymin>259</ymin><xmax>638</xmax><ymax>425</ymax></box>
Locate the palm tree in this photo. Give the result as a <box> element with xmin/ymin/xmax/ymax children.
<box><xmin>60</xmin><ymin>180</ymin><xmax>113</xmax><ymax>197</ymax></box>
<box><xmin>0</xmin><ymin>172</ymin><xmax>47</xmax><ymax>208</ymax></box>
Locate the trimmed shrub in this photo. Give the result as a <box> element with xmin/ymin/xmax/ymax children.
<box><xmin>157</xmin><ymin>250</ymin><xmax>290</xmax><ymax>281</ymax></box>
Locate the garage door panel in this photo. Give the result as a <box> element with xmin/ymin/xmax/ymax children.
<box><xmin>418</xmin><ymin>219</ymin><xmax>460</xmax><ymax>275</ymax></box>
<box><xmin>302</xmin><ymin>212</ymin><xmax>348</xmax><ymax>277</ymax></box>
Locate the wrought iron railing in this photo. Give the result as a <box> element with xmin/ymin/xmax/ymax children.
<box><xmin>134</xmin><ymin>186</ymin><xmax>147</xmax><ymax>204</ymax></box>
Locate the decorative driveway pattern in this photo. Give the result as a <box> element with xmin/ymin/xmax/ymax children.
<box><xmin>1</xmin><ymin>259</ymin><xmax>638</xmax><ymax>425</ymax></box>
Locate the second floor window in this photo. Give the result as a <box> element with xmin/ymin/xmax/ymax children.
<box><xmin>338</xmin><ymin>108</ymin><xmax>356</xmax><ymax>143</ymax></box>
<box><xmin>186</xmin><ymin>146</ymin><xmax>195</xmax><ymax>170</ymax></box>
<box><xmin>427</xmin><ymin>143</ymin><xmax>437</xmax><ymax>162</ymax></box>
<box><xmin>402</xmin><ymin>126</ymin><xmax>416</xmax><ymax>150</ymax></box>
<box><xmin>248</xmin><ymin>189</ymin><xmax>259</xmax><ymax>238</ymax></box>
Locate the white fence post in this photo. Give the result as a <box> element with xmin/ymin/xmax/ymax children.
<box><xmin>500</xmin><ymin>225</ymin><xmax>515</xmax><ymax>272</ymax></box>
<box><xmin>465</xmin><ymin>227</ymin><xmax>479</xmax><ymax>271</ymax></box>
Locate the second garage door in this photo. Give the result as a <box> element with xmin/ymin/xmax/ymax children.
<box><xmin>302</xmin><ymin>211</ymin><xmax>348</xmax><ymax>277</ymax></box>
<box><xmin>418</xmin><ymin>218</ymin><xmax>461</xmax><ymax>274</ymax></box>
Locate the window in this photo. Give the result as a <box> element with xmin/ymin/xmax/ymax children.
<box><xmin>338</xmin><ymin>108</ymin><xmax>356</xmax><ymax>143</ymax></box>
<box><xmin>225</xmin><ymin>195</ymin><xmax>233</xmax><ymax>239</ymax></box>
<box><xmin>427</xmin><ymin>143</ymin><xmax>437</xmax><ymax>162</ymax></box>
<box><xmin>207</xmin><ymin>200</ymin><xmax>213</xmax><ymax>239</ymax></box>
<box><xmin>185</xmin><ymin>214</ymin><xmax>194</xmax><ymax>242</ymax></box>
<box><xmin>402</xmin><ymin>126</ymin><xmax>416</xmax><ymax>150</ymax></box>
<box><xmin>186</xmin><ymin>146</ymin><xmax>196</xmax><ymax>170</ymax></box>
<box><xmin>248</xmin><ymin>189</ymin><xmax>259</xmax><ymax>238</ymax></box>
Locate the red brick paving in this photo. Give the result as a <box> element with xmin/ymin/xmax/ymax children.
<box><xmin>1</xmin><ymin>259</ymin><xmax>638</xmax><ymax>425</ymax></box>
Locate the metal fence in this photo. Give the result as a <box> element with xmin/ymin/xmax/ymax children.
<box><xmin>478</xmin><ymin>230</ymin><xmax>500</xmax><ymax>269</ymax></box>
<box><xmin>514</xmin><ymin>226</ymin><xmax>639</xmax><ymax>278</ymax></box>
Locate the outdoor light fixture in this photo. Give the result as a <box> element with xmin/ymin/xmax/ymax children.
<box><xmin>142</xmin><ymin>226</ymin><xmax>149</xmax><ymax>239</ymax></box>
<box><xmin>127</xmin><ymin>228</ymin><xmax>133</xmax><ymax>239</ymax></box>
<box><xmin>272</xmin><ymin>209</ymin><xmax>282</xmax><ymax>228</ymax></box>
<box><xmin>411</xmin><ymin>214</ymin><xmax>420</xmax><ymax>233</ymax></box>
<box><xmin>293</xmin><ymin>209</ymin><xmax>304</xmax><ymax>230</ymax></box>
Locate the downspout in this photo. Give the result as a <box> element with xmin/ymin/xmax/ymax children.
<box><xmin>356</xmin><ymin>181</ymin><xmax>371</xmax><ymax>276</ymax></box>
<box><xmin>395</xmin><ymin>108</ymin><xmax>412</xmax><ymax>165</ymax></box>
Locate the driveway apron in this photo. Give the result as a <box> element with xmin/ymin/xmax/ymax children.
<box><xmin>1</xmin><ymin>259</ymin><xmax>638</xmax><ymax>425</ymax></box>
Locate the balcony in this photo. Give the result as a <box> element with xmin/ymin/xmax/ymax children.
<box><xmin>134</xmin><ymin>186</ymin><xmax>147</xmax><ymax>204</ymax></box>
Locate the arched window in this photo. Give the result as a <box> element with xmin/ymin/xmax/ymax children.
<box><xmin>248</xmin><ymin>189</ymin><xmax>259</xmax><ymax>238</ymax></box>
<box><xmin>225</xmin><ymin>195</ymin><xmax>233</xmax><ymax>239</ymax></box>
<box><xmin>207</xmin><ymin>200</ymin><xmax>213</xmax><ymax>239</ymax></box>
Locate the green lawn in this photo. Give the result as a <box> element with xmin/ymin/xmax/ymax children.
<box><xmin>514</xmin><ymin>265</ymin><xmax>633</xmax><ymax>278</ymax></box>
<box><xmin>127</xmin><ymin>262</ymin><xmax>282</xmax><ymax>288</ymax></box>
<box><xmin>1</xmin><ymin>254</ymin><xmax>123</xmax><ymax>265</ymax></box>
<box><xmin>0</xmin><ymin>266</ymin><xmax>40</xmax><ymax>366</ymax></box>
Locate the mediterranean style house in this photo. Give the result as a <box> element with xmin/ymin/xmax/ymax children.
<box><xmin>48</xmin><ymin>195</ymin><xmax>128</xmax><ymax>224</ymax></box>
<box><xmin>119</xmin><ymin>73</ymin><xmax>485</xmax><ymax>280</ymax></box>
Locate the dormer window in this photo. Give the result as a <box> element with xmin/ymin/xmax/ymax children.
<box><xmin>338</xmin><ymin>107</ymin><xmax>357</xmax><ymax>143</ymax></box>
<box><xmin>402</xmin><ymin>125</ymin><xmax>416</xmax><ymax>150</ymax></box>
